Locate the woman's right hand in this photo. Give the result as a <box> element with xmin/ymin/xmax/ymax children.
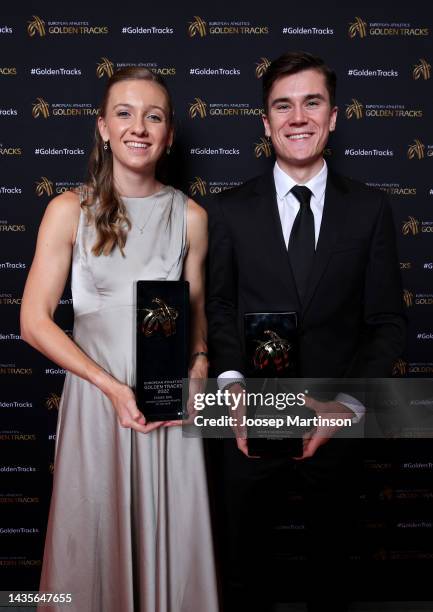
<box><xmin>107</xmin><ymin>382</ymin><xmax>163</xmax><ymax>434</ymax></box>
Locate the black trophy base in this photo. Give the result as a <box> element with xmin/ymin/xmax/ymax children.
<box><xmin>247</xmin><ymin>436</ymin><xmax>303</xmax><ymax>458</ymax></box>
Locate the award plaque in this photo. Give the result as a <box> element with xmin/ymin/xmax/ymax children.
<box><xmin>136</xmin><ymin>281</ymin><xmax>189</xmax><ymax>421</ymax></box>
<box><xmin>244</xmin><ymin>311</ymin><xmax>304</xmax><ymax>457</ymax></box>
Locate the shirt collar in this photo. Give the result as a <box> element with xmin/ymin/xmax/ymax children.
<box><xmin>273</xmin><ymin>159</ymin><xmax>328</xmax><ymax>202</ymax></box>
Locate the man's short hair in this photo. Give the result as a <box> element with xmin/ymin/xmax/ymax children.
<box><xmin>263</xmin><ymin>51</ymin><xmax>337</xmax><ymax>112</ymax></box>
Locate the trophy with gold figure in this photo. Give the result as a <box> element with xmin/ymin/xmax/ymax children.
<box><xmin>136</xmin><ymin>281</ymin><xmax>189</xmax><ymax>421</ymax></box>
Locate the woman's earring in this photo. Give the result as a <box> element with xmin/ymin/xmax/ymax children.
<box><xmin>104</xmin><ymin>141</ymin><xmax>109</xmax><ymax>151</ymax></box>
<box><xmin>166</xmin><ymin>145</ymin><xmax>171</xmax><ymax>155</ymax></box>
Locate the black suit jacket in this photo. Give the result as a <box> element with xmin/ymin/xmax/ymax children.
<box><xmin>205</xmin><ymin>169</ymin><xmax>406</xmax><ymax>383</ymax></box>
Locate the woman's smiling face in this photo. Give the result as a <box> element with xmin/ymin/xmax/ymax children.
<box><xmin>98</xmin><ymin>78</ymin><xmax>173</xmax><ymax>176</ymax></box>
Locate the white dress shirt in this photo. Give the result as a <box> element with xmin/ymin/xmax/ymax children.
<box><xmin>274</xmin><ymin>158</ymin><xmax>327</xmax><ymax>249</ymax></box>
<box><xmin>218</xmin><ymin>160</ymin><xmax>365</xmax><ymax>423</ymax></box>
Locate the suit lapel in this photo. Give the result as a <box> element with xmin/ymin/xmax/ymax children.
<box><xmin>301</xmin><ymin>171</ymin><xmax>348</xmax><ymax>317</ymax></box>
<box><xmin>252</xmin><ymin>172</ymin><xmax>301</xmax><ymax>308</ymax></box>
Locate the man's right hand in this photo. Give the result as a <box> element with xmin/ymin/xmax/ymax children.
<box><xmin>225</xmin><ymin>383</ymin><xmax>258</xmax><ymax>458</ymax></box>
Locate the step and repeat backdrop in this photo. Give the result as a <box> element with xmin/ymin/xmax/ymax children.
<box><xmin>0</xmin><ymin>1</ymin><xmax>432</xmax><ymax>597</ymax></box>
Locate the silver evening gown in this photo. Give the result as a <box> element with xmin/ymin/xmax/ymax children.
<box><xmin>38</xmin><ymin>186</ymin><xmax>219</xmax><ymax>612</ymax></box>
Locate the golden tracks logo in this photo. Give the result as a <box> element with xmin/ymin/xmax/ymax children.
<box><xmin>254</xmin><ymin>137</ymin><xmax>272</xmax><ymax>158</ymax></box>
<box><xmin>402</xmin><ymin>216</ymin><xmax>420</xmax><ymax>235</ymax></box>
<box><xmin>403</xmin><ymin>289</ymin><xmax>414</xmax><ymax>308</ymax></box>
<box><xmin>35</xmin><ymin>177</ymin><xmax>53</xmax><ymax>196</ymax></box>
<box><xmin>189</xmin><ymin>98</ymin><xmax>207</xmax><ymax>119</ymax></box>
<box><xmin>32</xmin><ymin>99</ymin><xmax>97</xmax><ymax>119</ymax></box>
<box><xmin>348</xmin><ymin>16</ymin><xmax>367</xmax><ymax>38</ymax></box>
<box><xmin>413</xmin><ymin>58</ymin><xmax>431</xmax><ymax>80</ymax></box>
<box><xmin>46</xmin><ymin>393</ymin><xmax>61</xmax><ymax>410</ymax></box>
<box><xmin>96</xmin><ymin>57</ymin><xmax>114</xmax><ymax>78</ymax></box>
<box><xmin>188</xmin><ymin>16</ymin><xmax>268</xmax><ymax>36</ymax></box>
<box><xmin>189</xmin><ymin>177</ymin><xmax>207</xmax><ymax>197</ymax></box>
<box><xmin>27</xmin><ymin>15</ymin><xmax>46</xmax><ymax>37</ymax></box>
<box><xmin>346</xmin><ymin>101</ymin><xmax>421</xmax><ymax>119</ymax></box>
<box><xmin>190</xmin><ymin>100</ymin><xmax>262</xmax><ymax>118</ymax></box>
<box><xmin>403</xmin><ymin>291</ymin><xmax>433</xmax><ymax>307</ymax></box>
<box><xmin>27</xmin><ymin>16</ymin><xmax>108</xmax><ymax>36</ymax></box>
<box><xmin>392</xmin><ymin>359</ymin><xmax>407</xmax><ymax>376</ymax></box>
<box><xmin>255</xmin><ymin>57</ymin><xmax>270</xmax><ymax>78</ymax></box>
<box><xmin>345</xmin><ymin>98</ymin><xmax>364</xmax><ymax>119</ymax></box>
<box><xmin>32</xmin><ymin>97</ymin><xmax>50</xmax><ymax>119</ymax></box>
<box><xmin>349</xmin><ymin>18</ymin><xmax>428</xmax><ymax>38</ymax></box>
<box><xmin>407</xmin><ymin>139</ymin><xmax>425</xmax><ymax>160</ymax></box>
<box><xmin>188</xmin><ymin>16</ymin><xmax>207</xmax><ymax>37</ymax></box>
<box><xmin>98</xmin><ymin>60</ymin><xmax>175</xmax><ymax>78</ymax></box>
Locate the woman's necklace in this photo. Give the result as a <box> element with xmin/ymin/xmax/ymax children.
<box><xmin>133</xmin><ymin>196</ymin><xmax>159</xmax><ymax>234</ymax></box>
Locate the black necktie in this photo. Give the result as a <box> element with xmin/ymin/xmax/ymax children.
<box><xmin>288</xmin><ymin>185</ymin><xmax>315</xmax><ymax>303</ymax></box>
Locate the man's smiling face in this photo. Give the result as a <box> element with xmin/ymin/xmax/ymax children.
<box><xmin>263</xmin><ymin>68</ymin><xmax>337</xmax><ymax>178</ymax></box>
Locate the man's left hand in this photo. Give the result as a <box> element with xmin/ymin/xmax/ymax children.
<box><xmin>294</xmin><ymin>398</ymin><xmax>355</xmax><ymax>460</ymax></box>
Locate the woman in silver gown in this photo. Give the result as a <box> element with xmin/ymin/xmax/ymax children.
<box><xmin>20</xmin><ymin>67</ymin><xmax>219</xmax><ymax>612</ymax></box>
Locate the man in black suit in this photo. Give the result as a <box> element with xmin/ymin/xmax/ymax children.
<box><xmin>206</xmin><ymin>51</ymin><xmax>406</xmax><ymax>612</ymax></box>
